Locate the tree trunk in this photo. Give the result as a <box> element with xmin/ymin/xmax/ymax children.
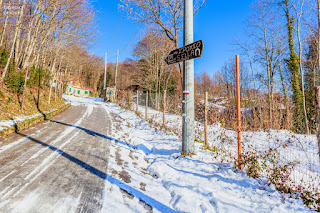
<box><xmin>0</xmin><ymin>0</ymin><xmax>11</xmax><ymax>47</ymax></box>
<box><xmin>284</xmin><ymin>0</ymin><xmax>303</xmax><ymax>131</ymax></box>
<box><xmin>263</xmin><ymin>30</ymin><xmax>273</xmax><ymax>127</ymax></box>
<box><xmin>278</xmin><ymin>48</ymin><xmax>289</xmax><ymax>129</ymax></box>
<box><xmin>295</xmin><ymin>5</ymin><xmax>310</xmax><ymax>134</ymax></box>
<box><xmin>21</xmin><ymin>69</ymin><xmax>29</xmax><ymax>110</ymax></box>
<box><xmin>1</xmin><ymin>0</ymin><xmax>26</xmax><ymax>83</ymax></box>
<box><xmin>21</xmin><ymin>2</ymin><xmax>42</xmax><ymax>70</ymax></box>
<box><xmin>48</xmin><ymin>73</ymin><xmax>56</xmax><ymax>104</ymax></box>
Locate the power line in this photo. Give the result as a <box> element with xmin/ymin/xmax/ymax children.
<box><xmin>120</xmin><ymin>24</ymin><xmax>143</xmax><ymax>51</ymax></box>
<box><xmin>109</xmin><ymin>11</ymin><xmax>124</xmax><ymax>48</ymax></box>
<box><xmin>107</xmin><ymin>24</ymin><xmax>143</xmax><ymax>62</ymax></box>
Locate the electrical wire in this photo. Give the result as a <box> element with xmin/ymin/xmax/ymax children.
<box><xmin>109</xmin><ymin>11</ymin><xmax>124</xmax><ymax>49</ymax></box>
<box><xmin>107</xmin><ymin>24</ymin><xmax>143</xmax><ymax>62</ymax></box>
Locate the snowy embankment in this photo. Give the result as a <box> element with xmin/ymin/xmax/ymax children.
<box><xmin>0</xmin><ymin>106</ymin><xmax>68</xmax><ymax>136</ymax></box>
<box><xmin>64</xmin><ymin>95</ymin><xmax>314</xmax><ymax>212</ymax></box>
<box><xmin>134</xmin><ymin>103</ymin><xmax>320</xmax><ymax>194</ymax></box>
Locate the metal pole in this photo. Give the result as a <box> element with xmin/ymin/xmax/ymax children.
<box><xmin>236</xmin><ymin>55</ymin><xmax>242</xmax><ymax>169</ymax></box>
<box><xmin>182</xmin><ymin>0</ymin><xmax>195</xmax><ymax>154</ymax></box>
<box><xmin>136</xmin><ymin>90</ymin><xmax>139</xmax><ymax>114</ymax></box>
<box><xmin>204</xmin><ymin>92</ymin><xmax>208</xmax><ymax>148</ymax></box>
<box><xmin>104</xmin><ymin>52</ymin><xmax>107</xmax><ymax>90</ymax></box>
<box><xmin>114</xmin><ymin>50</ymin><xmax>119</xmax><ymax>102</ymax></box>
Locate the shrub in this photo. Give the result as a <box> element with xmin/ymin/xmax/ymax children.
<box><xmin>28</xmin><ymin>66</ymin><xmax>51</xmax><ymax>87</ymax></box>
<box><xmin>4</xmin><ymin>66</ymin><xmax>24</xmax><ymax>95</ymax></box>
<box><xmin>0</xmin><ymin>49</ymin><xmax>9</xmax><ymax>68</ymax></box>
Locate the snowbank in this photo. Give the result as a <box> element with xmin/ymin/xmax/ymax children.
<box><xmin>64</xmin><ymin>95</ymin><xmax>314</xmax><ymax>212</ymax></box>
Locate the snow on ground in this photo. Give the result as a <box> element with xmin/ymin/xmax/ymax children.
<box><xmin>0</xmin><ymin>108</ymin><xmax>60</xmax><ymax>132</ymax></box>
<box><xmin>134</xmin><ymin>102</ymin><xmax>320</xmax><ymax>194</ymax></box>
<box><xmin>64</xmin><ymin>95</ymin><xmax>314</xmax><ymax>212</ymax></box>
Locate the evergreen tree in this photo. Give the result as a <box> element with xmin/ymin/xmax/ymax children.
<box><xmin>283</xmin><ymin>0</ymin><xmax>304</xmax><ymax>132</ymax></box>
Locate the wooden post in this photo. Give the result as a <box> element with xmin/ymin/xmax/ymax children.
<box><xmin>315</xmin><ymin>86</ymin><xmax>320</xmax><ymax>163</ymax></box>
<box><xmin>236</xmin><ymin>55</ymin><xmax>242</xmax><ymax>170</ymax></box>
<box><xmin>136</xmin><ymin>90</ymin><xmax>139</xmax><ymax>114</ymax></box>
<box><xmin>204</xmin><ymin>92</ymin><xmax>208</xmax><ymax>148</ymax></box>
<box><xmin>145</xmin><ymin>91</ymin><xmax>148</xmax><ymax>120</ymax></box>
<box><xmin>163</xmin><ymin>90</ymin><xmax>166</xmax><ymax>127</ymax></box>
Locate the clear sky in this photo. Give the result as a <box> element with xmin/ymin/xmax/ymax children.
<box><xmin>91</xmin><ymin>0</ymin><xmax>255</xmax><ymax>77</ymax></box>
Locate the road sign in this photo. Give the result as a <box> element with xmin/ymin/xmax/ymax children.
<box><xmin>165</xmin><ymin>40</ymin><xmax>203</xmax><ymax>65</ymax></box>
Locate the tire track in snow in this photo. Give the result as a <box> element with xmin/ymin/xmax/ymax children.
<box><xmin>1</xmin><ymin>105</ymin><xmax>93</xmax><ymax>200</ymax></box>
<box><xmin>0</xmin><ymin>125</ymin><xmax>50</xmax><ymax>154</ymax></box>
<box><xmin>1</xmin><ymin>130</ymin><xmax>81</xmax><ymax>200</ymax></box>
<box><xmin>20</xmin><ymin>105</ymin><xmax>93</xmax><ymax>167</ymax></box>
<box><xmin>0</xmin><ymin>170</ymin><xmax>15</xmax><ymax>183</ymax></box>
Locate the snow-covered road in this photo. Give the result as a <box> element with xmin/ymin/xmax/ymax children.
<box><xmin>0</xmin><ymin>95</ymin><xmax>314</xmax><ymax>212</ymax></box>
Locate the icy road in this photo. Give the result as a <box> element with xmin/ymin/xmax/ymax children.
<box><xmin>0</xmin><ymin>96</ymin><xmax>315</xmax><ymax>212</ymax></box>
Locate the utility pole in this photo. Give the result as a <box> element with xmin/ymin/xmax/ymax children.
<box><xmin>104</xmin><ymin>52</ymin><xmax>107</xmax><ymax>90</ymax></box>
<box><xmin>114</xmin><ymin>50</ymin><xmax>119</xmax><ymax>102</ymax></box>
<box><xmin>182</xmin><ymin>0</ymin><xmax>195</xmax><ymax>155</ymax></box>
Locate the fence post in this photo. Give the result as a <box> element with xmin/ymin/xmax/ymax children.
<box><xmin>146</xmin><ymin>91</ymin><xmax>148</xmax><ymax>120</ymax></box>
<box><xmin>127</xmin><ymin>91</ymin><xmax>131</xmax><ymax>108</ymax></box>
<box><xmin>315</xmin><ymin>86</ymin><xmax>320</xmax><ymax>163</ymax></box>
<box><xmin>204</xmin><ymin>92</ymin><xmax>208</xmax><ymax>148</ymax></box>
<box><xmin>136</xmin><ymin>90</ymin><xmax>139</xmax><ymax>114</ymax></box>
<box><xmin>163</xmin><ymin>90</ymin><xmax>166</xmax><ymax>127</ymax></box>
<box><xmin>236</xmin><ymin>55</ymin><xmax>242</xmax><ymax>170</ymax></box>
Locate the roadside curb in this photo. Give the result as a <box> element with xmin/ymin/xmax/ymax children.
<box><xmin>0</xmin><ymin>103</ymin><xmax>71</xmax><ymax>137</ymax></box>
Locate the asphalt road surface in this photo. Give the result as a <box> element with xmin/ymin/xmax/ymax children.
<box><xmin>0</xmin><ymin>104</ymin><xmax>117</xmax><ymax>213</ymax></box>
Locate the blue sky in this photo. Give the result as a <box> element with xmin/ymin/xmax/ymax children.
<box><xmin>91</xmin><ymin>0</ymin><xmax>254</xmax><ymax>77</ymax></box>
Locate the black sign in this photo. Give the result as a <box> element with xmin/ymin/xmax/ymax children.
<box><xmin>165</xmin><ymin>40</ymin><xmax>203</xmax><ymax>65</ymax></box>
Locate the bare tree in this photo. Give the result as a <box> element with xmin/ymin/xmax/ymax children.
<box><xmin>119</xmin><ymin>0</ymin><xmax>206</xmax><ymax>85</ymax></box>
<box><xmin>134</xmin><ymin>28</ymin><xmax>178</xmax><ymax>107</ymax></box>
<box><xmin>246</xmin><ymin>0</ymin><xmax>281</xmax><ymax>126</ymax></box>
<box><xmin>291</xmin><ymin>0</ymin><xmax>311</xmax><ymax>134</ymax></box>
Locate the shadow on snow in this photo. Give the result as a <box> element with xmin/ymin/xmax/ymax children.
<box><xmin>16</xmin><ymin>132</ymin><xmax>177</xmax><ymax>213</ymax></box>
<box><xmin>49</xmin><ymin>119</ymin><xmax>153</xmax><ymax>155</ymax></box>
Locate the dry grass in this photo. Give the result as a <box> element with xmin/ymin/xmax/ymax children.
<box><xmin>0</xmin><ymin>86</ymin><xmax>65</xmax><ymax>121</ymax></box>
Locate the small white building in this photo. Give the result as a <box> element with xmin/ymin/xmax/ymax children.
<box><xmin>66</xmin><ymin>86</ymin><xmax>90</xmax><ymax>97</ymax></box>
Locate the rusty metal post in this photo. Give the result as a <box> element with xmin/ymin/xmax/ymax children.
<box><xmin>145</xmin><ymin>91</ymin><xmax>148</xmax><ymax>120</ymax></box>
<box><xmin>204</xmin><ymin>92</ymin><xmax>208</xmax><ymax>148</ymax></box>
<box><xmin>236</xmin><ymin>55</ymin><xmax>242</xmax><ymax>170</ymax></box>
<box><xmin>315</xmin><ymin>86</ymin><xmax>320</xmax><ymax>163</ymax></box>
<box><xmin>163</xmin><ymin>90</ymin><xmax>166</xmax><ymax>127</ymax></box>
<box><xmin>136</xmin><ymin>90</ymin><xmax>139</xmax><ymax>114</ymax></box>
